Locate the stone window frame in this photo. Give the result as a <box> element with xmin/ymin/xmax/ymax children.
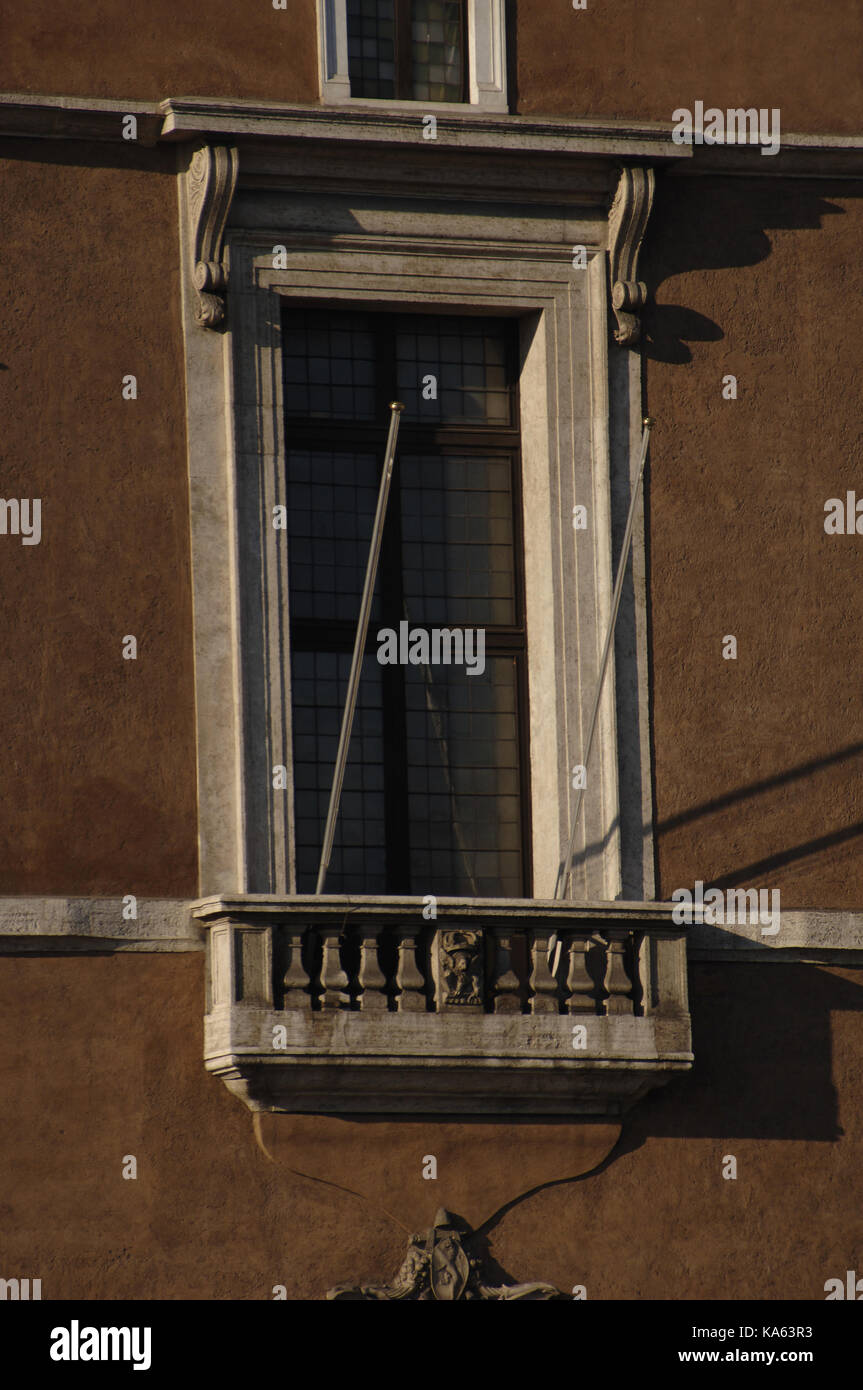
<box><xmin>316</xmin><ymin>0</ymin><xmax>508</xmax><ymax>112</ymax></box>
<box><xmin>178</xmin><ymin>171</ymin><xmax>655</xmax><ymax>905</ymax></box>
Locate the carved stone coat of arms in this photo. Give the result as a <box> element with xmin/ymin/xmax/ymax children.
<box><xmin>327</xmin><ymin>1209</ymin><xmax>568</xmax><ymax>1301</ymax></box>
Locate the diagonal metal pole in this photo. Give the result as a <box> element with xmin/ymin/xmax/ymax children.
<box><xmin>315</xmin><ymin>401</ymin><xmax>405</xmax><ymax>895</ymax></box>
<box><xmin>554</xmin><ymin>415</ymin><xmax>655</xmax><ymax>907</ymax></box>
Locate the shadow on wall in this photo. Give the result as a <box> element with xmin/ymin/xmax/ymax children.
<box><xmin>639</xmin><ymin>178</ymin><xmax>846</xmax><ymax>364</ymax></box>
<box><xmin>540</xmin><ymin>959</ymin><xmax>858</xmax><ymax>1166</ymax></box>
<box><xmin>631</xmin><ymin>178</ymin><xmax>863</xmax><ymax>902</ymax></box>
<box><xmin>627</xmin><ymin>961</ymin><xmax>862</xmax><ymax>1147</ymax></box>
<box><xmin>578</xmin><ymin>742</ymin><xmax>863</xmax><ymax>893</ymax></box>
<box><xmin>468</xmin><ymin>959</ymin><xmax>863</xmax><ymax>1253</ymax></box>
<box><xmin>661</xmin><ymin>740</ymin><xmax>863</xmax><ymax>890</ymax></box>
<box><xmin>284</xmin><ymin>958</ymin><xmax>863</xmax><ymax>1293</ymax></box>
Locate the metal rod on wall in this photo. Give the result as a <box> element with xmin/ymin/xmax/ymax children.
<box><xmin>554</xmin><ymin>415</ymin><xmax>655</xmax><ymax>903</ymax></box>
<box><xmin>315</xmin><ymin>401</ymin><xmax>406</xmax><ymax>895</ymax></box>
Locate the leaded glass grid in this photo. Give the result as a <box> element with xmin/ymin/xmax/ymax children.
<box><xmin>282</xmin><ymin>306</ymin><xmax>529</xmax><ymax>896</ymax></box>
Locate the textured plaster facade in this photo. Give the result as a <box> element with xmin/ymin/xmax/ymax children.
<box><xmin>0</xmin><ymin>955</ymin><xmax>860</xmax><ymax>1298</ymax></box>
<box><xmin>1</xmin><ymin>3</ymin><xmax>862</xmax><ymax>1300</ymax></box>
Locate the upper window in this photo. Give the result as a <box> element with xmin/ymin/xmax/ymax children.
<box><xmin>317</xmin><ymin>0</ymin><xmax>508</xmax><ymax>111</ymax></box>
<box><xmin>347</xmin><ymin>0</ymin><xmax>467</xmax><ymax>103</ymax></box>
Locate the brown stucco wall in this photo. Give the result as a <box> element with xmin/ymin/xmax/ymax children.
<box><xmin>0</xmin><ymin>952</ymin><xmax>859</xmax><ymax>1299</ymax></box>
<box><xmin>0</xmin><ymin>0</ymin><xmax>319</xmax><ymax>105</ymax></box>
<box><xmin>644</xmin><ymin>176</ymin><xmax>863</xmax><ymax>907</ymax></box>
<box><xmin>0</xmin><ymin>142</ymin><xmax>197</xmax><ymax>896</ymax></box>
<box><xmin>515</xmin><ymin>0</ymin><xmax>863</xmax><ymax>133</ymax></box>
<box><xmin>2</xmin><ymin>5</ymin><xmax>862</xmax><ymax>1304</ymax></box>
<box><xmin>2</xmin><ymin>1</ymin><xmax>860</xmax><ymax>133</ymax></box>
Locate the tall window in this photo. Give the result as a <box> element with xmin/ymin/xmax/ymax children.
<box><xmin>346</xmin><ymin>0</ymin><xmax>467</xmax><ymax>102</ymax></box>
<box><xmin>283</xmin><ymin>308</ymin><xmax>530</xmax><ymax>897</ymax></box>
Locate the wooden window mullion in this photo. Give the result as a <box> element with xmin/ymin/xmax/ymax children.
<box><xmin>394</xmin><ymin>0</ymin><xmax>414</xmax><ymax>100</ymax></box>
<box><xmin>457</xmin><ymin>0</ymin><xmax>469</xmax><ymax>104</ymax></box>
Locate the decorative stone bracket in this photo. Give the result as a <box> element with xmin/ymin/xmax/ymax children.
<box><xmin>196</xmin><ymin>896</ymin><xmax>692</xmax><ymax>1118</ymax></box>
<box><xmin>186</xmin><ymin>144</ymin><xmax>239</xmax><ymax>328</ymax></box>
<box><xmin>608</xmin><ymin>165</ymin><xmax>656</xmax><ymax>347</ymax></box>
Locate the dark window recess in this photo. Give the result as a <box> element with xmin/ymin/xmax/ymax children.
<box><xmin>346</xmin><ymin>0</ymin><xmax>467</xmax><ymax>102</ymax></box>
<box><xmin>283</xmin><ymin>307</ymin><xmax>530</xmax><ymax>897</ymax></box>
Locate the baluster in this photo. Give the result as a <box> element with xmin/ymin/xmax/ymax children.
<box><xmin>564</xmin><ymin>932</ymin><xmax>597</xmax><ymax>1013</ymax></box>
<box><xmin>282</xmin><ymin>926</ymin><xmax>309</xmax><ymax>1009</ymax></box>
<box><xmin>491</xmin><ymin>930</ymin><xmax>522</xmax><ymax>1013</ymax></box>
<box><xmin>358</xmin><ymin>925</ymin><xmax>388</xmax><ymax>1011</ymax></box>
<box><xmin>319</xmin><ymin>926</ymin><xmax>350</xmax><ymax>1009</ymax></box>
<box><xmin>529</xmin><ymin>927</ymin><xmax>559</xmax><ymax>1014</ymax></box>
<box><xmin>395</xmin><ymin>928</ymin><xmax>426</xmax><ymax>1012</ymax></box>
<box><xmin>602</xmin><ymin>932</ymin><xmax>633</xmax><ymax>1015</ymax></box>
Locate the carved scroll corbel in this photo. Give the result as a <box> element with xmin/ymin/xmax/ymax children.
<box><xmin>187</xmin><ymin>145</ymin><xmax>239</xmax><ymax>328</ymax></box>
<box><xmin>608</xmin><ymin>166</ymin><xmax>655</xmax><ymax>347</ymax></box>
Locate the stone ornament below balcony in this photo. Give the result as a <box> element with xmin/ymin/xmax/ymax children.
<box><xmin>327</xmin><ymin>1208</ymin><xmax>568</xmax><ymax>1301</ymax></box>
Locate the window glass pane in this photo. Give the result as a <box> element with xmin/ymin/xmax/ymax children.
<box><xmin>283</xmin><ymin>310</ymin><xmax>377</xmax><ymax>420</ymax></box>
<box><xmin>396</xmin><ymin>316</ymin><xmax>513</xmax><ymax>425</ymax></box>
<box><xmin>286</xmin><ymin>449</ymin><xmax>384</xmax><ymax>623</ymax></box>
<box><xmin>286</xmin><ymin>446</ymin><xmax>517</xmax><ymax>631</ymax></box>
<box><xmin>347</xmin><ymin>0</ymin><xmax>396</xmax><ymax>98</ymax></box>
<box><xmin>292</xmin><ymin>654</ymin><xmax>524</xmax><ymax>897</ymax></box>
<box><xmin>411</xmin><ymin>0</ymin><xmax>464</xmax><ymax>102</ymax></box>
<box><xmin>283</xmin><ymin>306</ymin><xmax>527</xmax><ymax>897</ymax></box>
<box><xmin>405</xmin><ymin>658</ymin><xmax>523</xmax><ymax>895</ymax></box>
<box><xmin>401</xmin><ymin>453</ymin><xmax>516</xmax><ymax>626</ymax></box>
<box><xmin>292</xmin><ymin>652</ymin><xmax>388</xmax><ymax>893</ymax></box>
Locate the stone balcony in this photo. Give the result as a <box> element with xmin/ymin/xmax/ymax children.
<box><xmin>195</xmin><ymin>896</ymin><xmax>692</xmax><ymax>1117</ymax></box>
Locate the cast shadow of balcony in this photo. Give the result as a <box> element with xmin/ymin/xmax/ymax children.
<box><xmin>573</xmin><ymin>737</ymin><xmax>863</xmax><ymax>1147</ymax></box>
<box><xmin>469</xmin><ymin>959</ymin><xmax>862</xmax><ymax>1248</ymax></box>
<box><xmin>626</xmin><ymin>958</ymin><xmax>863</xmax><ymax>1146</ymax></box>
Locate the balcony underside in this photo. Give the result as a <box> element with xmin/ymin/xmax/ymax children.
<box><xmin>207</xmin><ymin>1011</ymin><xmax>692</xmax><ymax>1116</ymax></box>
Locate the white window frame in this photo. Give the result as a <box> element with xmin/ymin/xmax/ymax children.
<box><xmin>316</xmin><ymin>0</ymin><xmax>508</xmax><ymax>112</ymax></box>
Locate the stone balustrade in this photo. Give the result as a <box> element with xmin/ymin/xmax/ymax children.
<box><xmin>276</xmin><ymin>919</ymin><xmax>646</xmax><ymax>1015</ymax></box>
<box><xmin>196</xmin><ymin>896</ymin><xmax>692</xmax><ymax>1117</ymax></box>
